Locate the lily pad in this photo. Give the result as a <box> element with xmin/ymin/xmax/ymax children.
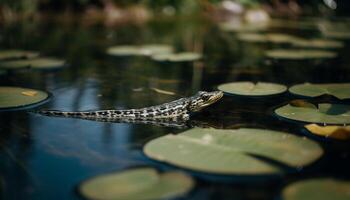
<box><xmin>292</xmin><ymin>39</ymin><xmax>344</xmax><ymax>49</ymax></box>
<box><xmin>305</xmin><ymin>124</ymin><xmax>350</xmax><ymax>140</ymax></box>
<box><xmin>275</xmin><ymin>103</ymin><xmax>350</xmax><ymax>125</ymax></box>
<box><xmin>219</xmin><ymin>22</ymin><xmax>268</xmax><ymax>32</ymax></box>
<box><xmin>144</xmin><ymin>128</ymin><xmax>323</xmax><ymax>175</ymax></box>
<box><xmin>151</xmin><ymin>52</ymin><xmax>202</xmax><ymax>62</ymax></box>
<box><xmin>79</xmin><ymin>168</ymin><xmax>194</xmax><ymax>200</ymax></box>
<box><xmin>0</xmin><ymin>50</ymin><xmax>39</xmax><ymax>60</ymax></box>
<box><xmin>289</xmin><ymin>83</ymin><xmax>350</xmax><ymax>100</ymax></box>
<box><xmin>0</xmin><ymin>87</ymin><xmax>49</xmax><ymax>110</ymax></box>
<box><xmin>265</xmin><ymin>49</ymin><xmax>337</xmax><ymax>60</ymax></box>
<box><xmin>106</xmin><ymin>44</ymin><xmax>173</xmax><ymax>56</ymax></box>
<box><xmin>282</xmin><ymin>178</ymin><xmax>350</xmax><ymax>200</ymax></box>
<box><xmin>0</xmin><ymin>58</ymin><xmax>65</xmax><ymax>70</ymax></box>
<box><xmin>217</xmin><ymin>82</ymin><xmax>287</xmax><ymax>96</ymax></box>
<box><xmin>237</xmin><ymin>33</ymin><xmax>299</xmax><ymax>44</ymax></box>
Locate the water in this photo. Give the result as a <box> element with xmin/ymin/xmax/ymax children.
<box><xmin>0</xmin><ymin>16</ymin><xmax>350</xmax><ymax>200</ymax></box>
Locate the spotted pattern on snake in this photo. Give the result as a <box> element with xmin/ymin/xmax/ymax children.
<box><xmin>36</xmin><ymin>91</ymin><xmax>223</xmax><ymax>121</ymax></box>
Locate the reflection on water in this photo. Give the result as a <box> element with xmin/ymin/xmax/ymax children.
<box><xmin>0</xmin><ymin>16</ymin><xmax>350</xmax><ymax>200</ymax></box>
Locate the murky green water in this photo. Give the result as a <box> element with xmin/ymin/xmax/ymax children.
<box><xmin>0</xmin><ymin>16</ymin><xmax>350</xmax><ymax>199</ymax></box>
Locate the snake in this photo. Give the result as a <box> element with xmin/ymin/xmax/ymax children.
<box><xmin>36</xmin><ymin>91</ymin><xmax>223</xmax><ymax>127</ymax></box>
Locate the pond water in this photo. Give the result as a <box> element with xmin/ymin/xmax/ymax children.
<box><xmin>0</xmin><ymin>16</ymin><xmax>350</xmax><ymax>199</ymax></box>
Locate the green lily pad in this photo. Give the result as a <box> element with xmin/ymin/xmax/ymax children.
<box><xmin>292</xmin><ymin>39</ymin><xmax>344</xmax><ymax>49</ymax></box>
<box><xmin>219</xmin><ymin>22</ymin><xmax>268</xmax><ymax>32</ymax></box>
<box><xmin>282</xmin><ymin>178</ymin><xmax>350</xmax><ymax>200</ymax></box>
<box><xmin>144</xmin><ymin>128</ymin><xmax>323</xmax><ymax>175</ymax></box>
<box><xmin>79</xmin><ymin>168</ymin><xmax>194</xmax><ymax>200</ymax></box>
<box><xmin>106</xmin><ymin>44</ymin><xmax>174</xmax><ymax>56</ymax></box>
<box><xmin>217</xmin><ymin>82</ymin><xmax>287</xmax><ymax>96</ymax></box>
<box><xmin>0</xmin><ymin>87</ymin><xmax>49</xmax><ymax>110</ymax></box>
<box><xmin>151</xmin><ymin>52</ymin><xmax>202</xmax><ymax>62</ymax></box>
<box><xmin>0</xmin><ymin>50</ymin><xmax>39</xmax><ymax>60</ymax></box>
<box><xmin>266</xmin><ymin>49</ymin><xmax>337</xmax><ymax>60</ymax></box>
<box><xmin>0</xmin><ymin>58</ymin><xmax>65</xmax><ymax>70</ymax></box>
<box><xmin>319</xmin><ymin>21</ymin><xmax>350</xmax><ymax>39</ymax></box>
<box><xmin>289</xmin><ymin>83</ymin><xmax>350</xmax><ymax>99</ymax></box>
<box><xmin>275</xmin><ymin>103</ymin><xmax>350</xmax><ymax>125</ymax></box>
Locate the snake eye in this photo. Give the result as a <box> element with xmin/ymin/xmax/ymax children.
<box><xmin>201</xmin><ymin>94</ymin><xmax>210</xmax><ymax>101</ymax></box>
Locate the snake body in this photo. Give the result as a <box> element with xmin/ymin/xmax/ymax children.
<box><xmin>37</xmin><ymin>91</ymin><xmax>223</xmax><ymax>123</ymax></box>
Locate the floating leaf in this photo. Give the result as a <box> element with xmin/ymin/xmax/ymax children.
<box><xmin>219</xmin><ymin>22</ymin><xmax>268</xmax><ymax>32</ymax></box>
<box><xmin>218</xmin><ymin>82</ymin><xmax>287</xmax><ymax>96</ymax></box>
<box><xmin>144</xmin><ymin>128</ymin><xmax>323</xmax><ymax>175</ymax></box>
<box><xmin>0</xmin><ymin>58</ymin><xmax>65</xmax><ymax>70</ymax></box>
<box><xmin>282</xmin><ymin>178</ymin><xmax>350</xmax><ymax>200</ymax></box>
<box><xmin>275</xmin><ymin>103</ymin><xmax>350</xmax><ymax>125</ymax></box>
<box><xmin>151</xmin><ymin>52</ymin><xmax>201</xmax><ymax>62</ymax></box>
<box><xmin>0</xmin><ymin>87</ymin><xmax>49</xmax><ymax>110</ymax></box>
<box><xmin>0</xmin><ymin>50</ymin><xmax>39</xmax><ymax>60</ymax></box>
<box><xmin>106</xmin><ymin>44</ymin><xmax>173</xmax><ymax>56</ymax></box>
<box><xmin>266</xmin><ymin>49</ymin><xmax>337</xmax><ymax>60</ymax></box>
<box><xmin>305</xmin><ymin>124</ymin><xmax>350</xmax><ymax>140</ymax></box>
<box><xmin>289</xmin><ymin>83</ymin><xmax>350</xmax><ymax>100</ymax></box>
<box><xmin>268</xmin><ymin>19</ymin><xmax>317</xmax><ymax>30</ymax></box>
<box><xmin>319</xmin><ymin>21</ymin><xmax>350</xmax><ymax>39</ymax></box>
<box><xmin>292</xmin><ymin>39</ymin><xmax>344</xmax><ymax>49</ymax></box>
<box><xmin>237</xmin><ymin>33</ymin><xmax>267</xmax><ymax>42</ymax></box>
<box><xmin>79</xmin><ymin>168</ymin><xmax>194</xmax><ymax>200</ymax></box>
<box><xmin>237</xmin><ymin>33</ymin><xmax>299</xmax><ymax>44</ymax></box>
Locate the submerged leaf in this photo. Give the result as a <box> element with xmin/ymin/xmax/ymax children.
<box><xmin>275</xmin><ymin>103</ymin><xmax>350</xmax><ymax>125</ymax></box>
<box><xmin>289</xmin><ymin>83</ymin><xmax>350</xmax><ymax>100</ymax></box>
<box><xmin>218</xmin><ymin>82</ymin><xmax>287</xmax><ymax>96</ymax></box>
<box><xmin>79</xmin><ymin>168</ymin><xmax>194</xmax><ymax>200</ymax></box>
<box><xmin>282</xmin><ymin>178</ymin><xmax>350</xmax><ymax>200</ymax></box>
<box><xmin>150</xmin><ymin>88</ymin><xmax>176</xmax><ymax>96</ymax></box>
<box><xmin>305</xmin><ymin>124</ymin><xmax>350</xmax><ymax>140</ymax></box>
<box><xmin>144</xmin><ymin>128</ymin><xmax>323</xmax><ymax>175</ymax></box>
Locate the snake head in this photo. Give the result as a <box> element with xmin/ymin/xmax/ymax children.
<box><xmin>189</xmin><ymin>91</ymin><xmax>223</xmax><ymax>112</ymax></box>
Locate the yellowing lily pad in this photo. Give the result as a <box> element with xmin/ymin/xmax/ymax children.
<box><xmin>79</xmin><ymin>168</ymin><xmax>194</xmax><ymax>200</ymax></box>
<box><xmin>289</xmin><ymin>83</ymin><xmax>350</xmax><ymax>100</ymax></box>
<box><xmin>282</xmin><ymin>178</ymin><xmax>350</xmax><ymax>200</ymax></box>
<box><xmin>305</xmin><ymin>124</ymin><xmax>350</xmax><ymax>140</ymax></box>
<box><xmin>151</xmin><ymin>52</ymin><xmax>202</xmax><ymax>62</ymax></box>
<box><xmin>0</xmin><ymin>50</ymin><xmax>39</xmax><ymax>60</ymax></box>
<box><xmin>144</xmin><ymin>128</ymin><xmax>323</xmax><ymax>175</ymax></box>
<box><xmin>292</xmin><ymin>39</ymin><xmax>344</xmax><ymax>49</ymax></box>
<box><xmin>106</xmin><ymin>44</ymin><xmax>174</xmax><ymax>56</ymax></box>
<box><xmin>0</xmin><ymin>58</ymin><xmax>65</xmax><ymax>70</ymax></box>
<box><xmin>275</xmin><ymin>103</ymin><xmax>350</xmax><ymax>125</ymax></box>
<box><xmin>0</xmin><ymin>87</ymin><xmax>49</xmax><ymax>110</ymax></box>
<box><xmin>266</xmin><ymin>49</ymin><xmax>337</xmax><ymax>60</ymax></box>
<box><xmin>218</xmin><ymin>82</ymin><xmax>287</xmax><ymax>96</ymax></box>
